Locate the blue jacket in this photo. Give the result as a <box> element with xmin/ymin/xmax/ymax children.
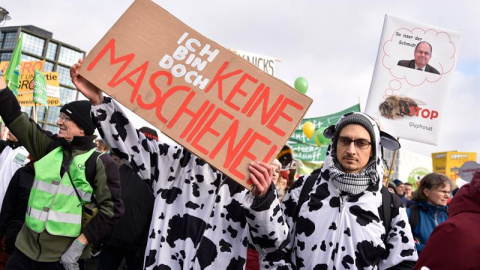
<box><xmin>407</xmin><ymin>202</ymin><xmax>448</xmax><ymax>253</ymax></box>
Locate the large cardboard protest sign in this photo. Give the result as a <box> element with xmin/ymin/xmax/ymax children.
<box><xmin>365</xmin><ymin>15</ymin><xmax>462</xmax><ymax>145</ymax></box>
<box><xmin>79</xmin><ymin>0</ymin><xmax>312</xmax><ymax>188</ymax></box>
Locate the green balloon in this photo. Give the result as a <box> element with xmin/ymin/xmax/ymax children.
<box><xmin>314</xmin><ymin>127</ymin><xmax>330</xmax><ymax>147</ymax></box>
<box><xmin>294</xmin><ymin>77</ymin><xmax>308</xmax><ymax>94</ymax></box>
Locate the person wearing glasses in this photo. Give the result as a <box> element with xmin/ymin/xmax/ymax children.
<box><xmin>260</xmin><ymin>112</ymin><xmax>417</xmax><ymax>269</ymax></box>
<box><xmin>406</xmin><ymin>173</ymin><xmax>453</xmax><ymax>255</ymax></box>
<box><xmin>414</xmin><ymin>171</ymin><xmax>480</xmax><ymax>270</ymax></box>
<box><xmin>397</xmin><ymin>41</ymin><xmax>441</xmax><ymax>75</ymax></box>
<box><xmin>71</xmin><ymin>60</ymin><xmax>288</xmax><ymax>270</ymax></box>
<box><xmin>0</xmin><ymin>76</ymin><xmax>124</xmax><ymax>270</ymax></box>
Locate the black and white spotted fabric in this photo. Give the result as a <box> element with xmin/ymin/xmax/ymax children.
<box><xmin>260</xmin><ymin>112</ymin><xmax>418</xmax><ymax>269</ymax></box>
<box><xmin>91</xmin><ymin>98</ymin><xmax>288</xmax><ymax>270</ymax></box>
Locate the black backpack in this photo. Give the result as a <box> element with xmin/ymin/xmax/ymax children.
<box><xmin>296</xmin><ymin>173</ymin><xmax>401</xmax><ymax>242</ymax></box>
<box><xmin>408</xmin><ymin>204</ymin><xmax>420</xmax><ymax>230</ymax></box>
<box><xmin>84</xmin><ymin>150</ymin><xmax>102</xmax><ymax>188</ymax></box>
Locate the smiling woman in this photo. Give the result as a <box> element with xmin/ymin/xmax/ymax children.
<box><xmin>407</xmin><ymin>173</ymin><xmax>454</xmax><ymax>255</ymax></box>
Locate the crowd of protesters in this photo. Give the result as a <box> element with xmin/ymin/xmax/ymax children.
<box><xmin>0</xmin><ymin>60</ymin><xmax>475</xmax><ymax>270</ymax></box>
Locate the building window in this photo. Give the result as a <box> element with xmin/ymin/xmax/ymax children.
<box><xmin>46</xmin><ymin>42</ymin><xmax>57</xmax><ymax>60</ymax></box>
<box><xmin>58</xmin><ymin>46</ymin><xmax>83</xmax><ymax>66</ymax></box>
<box><xmin>47</xmin><ymin>106</ymin><xmax>60</xmax><ymax>124</ymax></box>
<box><xmin>0</xmin><ymin>53</ymin><xmax>12</xmax><ymax>61</ymax></box>
<box><xmin>36</xmin><ymin>106</ymin><xmax>47</xmax><ymax>121</ymax></box>
<box><xmin>1</xmin><ymin>32</ymin><xmax>17</xmax><ymax>49</ymax></box>
<box><xmin>23</xmin><ymin>33</ymin><xmax>45</xmax><ymax>57</ymax></box>
<box><xmin>44</xmin><ymin>61</ymin><xmax>55</xmax><ymax>72</ymax></box>
<box><xmin>59</xmin><ymin>86</ymin><xmax>76</xmax><ymax>105</ymax></box>
<box><xmin>57</xmin><ymin>65</ymin><xmax>74</xmax><ymax>87</ymax></box>
<box><xmin>21</xmin><ymin>55</ymin><xmax>41</xmax><ymax>62</ymax></box>
<box><xmin>20</xmin><ymin>107</ymin><xmax>32</xmax><ymax>115</ymax></box>
<box><xmin>20</xmin><ymin>106</ymin><xmax>46</xmax><ymax>122</ymax></box>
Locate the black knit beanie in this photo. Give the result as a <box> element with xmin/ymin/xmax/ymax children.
<box><xmin>60</xmin><ymin>100</ymin><xmax>96</xmax><ymax>135</ymax></box>
<box><xmin>332</xmin><ymin>113</ymin><xmax>376</xmax><ymax>155</ymax></box>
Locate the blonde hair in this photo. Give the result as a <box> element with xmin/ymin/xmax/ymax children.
<box><xmin>272</xmin><ymin>159</ymin><xmax>282</xmax><ymax>170</ymax></box>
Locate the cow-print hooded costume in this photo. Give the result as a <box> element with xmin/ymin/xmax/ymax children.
<box><xmin>260</xmin><ymin>112</ymin><xmax>418</xmax><ymax>269</ymax></box>
<box><xmin>91</xmin><ymin>98</ymin><xmax>288</xmax><ymax>270</ymax></box>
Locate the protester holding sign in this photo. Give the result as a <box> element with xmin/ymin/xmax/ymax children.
<box><xmin>259</xmin><ymin>112</ymin><xmax>417</xmax><ymax>269</ymax></box>
<box><xmin>0</xmin><ymin>77</ymin><xmax>124</xmax><ymax>270</ymax></box>
<box><xmin>71</xmin><ymin>61</ymin><xmax>288</xmax><ymax>269</ymax></box>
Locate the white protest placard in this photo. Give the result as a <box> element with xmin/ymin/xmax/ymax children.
<box><xmin>365</xmin><ymin>15</ymin><xmax>462</xmax><ymax>145</ymax></box>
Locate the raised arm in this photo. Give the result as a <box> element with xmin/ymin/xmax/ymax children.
<box><xmin>70</xmin><ymin>59</ymin><xmax>104</xmax><ymax>106</ymax></box>
<box><xmin>252</xmin><ymin>175</ymin><xmax>314</xmax><ymax>269</ymax></box>
<box><xmin>243</xmin><ymin>161</ymin><xmax>290</xmax><ymax>256</ymax></box>
<box><xmin>0</xmin><ymin>75</ymin><xmax>53</xmax><ymax>160</ymax></box>
<box><xmin>71</xmin><ymin>60</ymin><xmax>181</xmax><ymax>194</ymax></box>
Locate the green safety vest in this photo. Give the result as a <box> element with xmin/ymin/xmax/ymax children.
<box><xmin>25</xmin><ymin>147</ymin><xmax>96</xmax><ymax>237</ymax></box>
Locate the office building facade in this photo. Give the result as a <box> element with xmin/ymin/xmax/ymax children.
<box><xmin>0</xmin><ymin>25</ymin><xmax>85</xmax><ymax>134</ymax></box>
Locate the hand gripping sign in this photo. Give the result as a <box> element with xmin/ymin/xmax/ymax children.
<box><xmin>79</xmin><ymin>0</ymin><xmax>312</xmax><ymax>188</ymax></box>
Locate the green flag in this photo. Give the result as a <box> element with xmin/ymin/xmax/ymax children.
<box><xmin>33</xmin><ymin>69</ymin><xmax>48</xmax><ymax>108</ymax></box>
<box><xmin>5</xmin><ymin>33</ymin><xmax>23</xmax><ymax>96</ymax></box>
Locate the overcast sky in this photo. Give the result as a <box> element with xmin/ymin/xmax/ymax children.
<box><xmin>4</xmin><ymin>0</ymin><xmax>479</xmax><ymax>161</ymax></box>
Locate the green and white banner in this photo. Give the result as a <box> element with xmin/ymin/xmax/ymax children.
<box><xmin>33</xmin><ymin>70</ymin><xmax>48</xmax><ymax>108</ymax></box>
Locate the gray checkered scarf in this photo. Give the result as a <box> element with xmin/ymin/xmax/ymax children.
<box><xmin>330</xmin><ymin>158</ymin><xmax>378</xmax><ymax>195</ymax></box>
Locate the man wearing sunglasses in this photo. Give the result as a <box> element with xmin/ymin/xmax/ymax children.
<box><xmin>260</xmin><ymin>112</ymin><xmax>418</xmax><ymax>269</ymax></box>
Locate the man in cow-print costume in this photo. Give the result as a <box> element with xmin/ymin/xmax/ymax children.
<box><xmin>70</xmin><ymin>61</ymin><xmax>288</xmax><ymax>269</ymax></box>
<box><xmin>260</xmin><ymin>112</ymin><xmax>418</xmax><ymax>269</ymax></box>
